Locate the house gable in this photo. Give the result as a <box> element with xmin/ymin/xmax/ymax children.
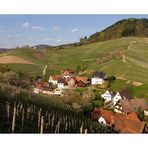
<box><xmin>98</xmin><ymin>116</ymin><xmax>107</xmax><ymax>126</ymax></box>
<box><xmin>76</xmin><ymin>80</ymin><xmax>87</xmax><ymax>87</ymax></box>
<box><xmin>49</xmin><ymin>75</ymin><xmax>61</xmax><ymax>85</ymax></box>
<box><xmin>113</xmin><ymin>92</ymin><xmax>123</xmax><ymax>106</ymax></box>
<box><xmin>62</xmin><ymin>69</ymin><xmax>75</xmax><ymax>75</ymax></box>
<box><xmin>101</xmin><ymin>90</ymin><xmax>114</xmax><ymax>101</ymax></box>
<box><xmin>67</xmin><ymin>77</ymin><xmax>76</xmax><ymax>88</ymax></box>
<box><xmin>91</xmin><ymin>108</ymin><xmax>113</xmax><ymax>125</ymax></box>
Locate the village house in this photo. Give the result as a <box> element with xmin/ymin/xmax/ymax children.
<box><xmin>54</xmin><ymin>88</ymin><xmax>63</xmax><ymax>96</ymax></box>
<box><xmin>76</xmin><ymin>76</ymin><xmax>90</xmax><ymax>87</ymax></box>
<box><xmin>113</xmin><ymin>112</ymin><xmax>145</xmax><ymax>133</ymax></box>
<box><xmin>91</xmin><ymin>108</ymin><xmax>146</xmax><ymax>133</ymax></box>
<box><xmin>113</xmin><ymin>88</ymin><xmax>132</xmax><ymax>106</ymax></box>
<box><xmin>66</xmin><ymin>76</ymin><xmax>76</xmax><ymax>88</ymax></box>
<box><xmin>49</xmin><ymin>69</ymin><xmax>75</xmax><ymax>85</ymax></box>
<box><xmin>91</xmin><ymin>71</ymin><xmax>107</xmax><ymax>85</ymax></box>
<box><xmin>76</xmin><ymin>80</ymin><xmax>87</xmax><ymax>87</ymax></box>
<box><xmin>91</xmin><ymin>108</ymin><xmax>113</xmax><ymax>126</ymax></box>
<box><xmin>115</xmin><ymin>99</ymin><xmax>148</xmax><ymax>115</ymax></box>
<box><xmin>62</xmin><ymin>68</ymin><xmax>75</xmax><ymax>75</ymax></box>
<box><xmin>57</xmin><ymin>76</ymin><xmax>76</xmax><ymax>89</ymax></box>
<box><xmin>48</xmin><ymin>75</ymin><xmax>61</xmax><ymax>85</ymax></box>
<box><xmin>57</xmin><ymin>75</ymin><xmax>90</xmax><ymax>89</ymax></box>
<box><xmin>61</xmin><ymin>68</ymin><xmax>75</xmax><ymax>79</ymax></box>
<box><xmin>48</xmin><ymin>68</ymin><xmax>90</xmax><ymax>90</ymax></box>
<box><xmin>57</xmin><ymin>78</ymin><xmax>68</xmax><ymax>89</ymax></box>
<box><xmin>101</xmin><ymin>90</ymin><xmax>116</xmax><ymax>102</ymax></box>
<box><xmin>32</xmin><ymin>82</ymin><xmax>50</xmax><ymax>94</ymax></box>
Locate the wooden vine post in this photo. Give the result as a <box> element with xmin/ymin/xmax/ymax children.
<box><xmin>40</xmin><ymin>116</ymin><xmax>44</xmax><ymax>134</ymax></box>
<box><xmin>12</xmin><ymin>102</ymin><xmax>16</xmax><ymax>133</ymax></box>
<box><xmin>84</xmin><ymin>129</ymin><xmax>88</xmax><ymax>134</ymax></box>
<box><xmin>6</xmin><ymin>102</ymin><xmax>10</xmax><ymax>121</ymax></box>
<box><xmin>22</xmin><ymin>108</ymin><xmax>25</xmax><ymax>127</ymax></box>
<box><xmin>38</xmin><ymin>108</ymin><xmax>42</xmax><ymax>132</ymax></box>
<box><xmin>57</xmin><ymin>121</ymin><xmax>60</xmax><ymax>133</ymax></box>
<box><xmin>80</xmin><ymin>123</ymin><xmax>83</xmax><ymax>134</ymax></box>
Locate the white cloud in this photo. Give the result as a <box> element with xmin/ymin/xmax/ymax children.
<box><xmin>44</xmin><ymin>38</ymin><xmax>53</xmax><ymax>41</ymax></box>
<box><xmin>51</xmin><ymin>26</ymin><xmax>59</xmax><ymax>31</ymax></box>
<box><xmin>56</xmin><ymin>39</ymin><xmax>65</xmax><ymax>43</ymax></box>
<box><xmin>56</xmin><ymin>39</ymin><xmax>62</xmax><ymax>43</ymax></box>
<box><xmin>32</xmin><ymin>26</ymin><xmax>45</xmax><ymax>31</ymax></box>
<box><xmin>22</xmin><ymin>22</ymin><xmax>30</xmax><ymax>29</ymax></box>
<box><xmin>71</xmin><ymin>28</ymin><xmax>78</xmax><ymax>32</ymax></box>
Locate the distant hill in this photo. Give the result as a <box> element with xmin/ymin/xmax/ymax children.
<box><xmin>86</xmin><ymin>18</ymin><xmax>148</xmax><ymax>43</ymax></box>
<box><xmin>32</xmin><ymin>44</ymin><xmax>51</xmax><ymax>50</ymax></box>
<box><xmin>0</xmin><ymin>48</ymin><xmax>9</xmax><ymax>52</ymax></box>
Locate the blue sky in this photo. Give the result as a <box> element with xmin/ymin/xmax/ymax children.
<box><xmin>0</xmin><ymin>15</ymin><xmax>148</xmax><ymax>48</ymax></box>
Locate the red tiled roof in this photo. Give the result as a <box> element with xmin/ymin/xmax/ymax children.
<box><xmin>62</xmin><ymin>69</ymin><xmax>75</xmax><ymax>75</ymax></box>
<box><xmin>113</xmin><ymin>112</ymin><xmax>145</xmax><ymax>133</ymax></box>
<box><xmin>91</xmin><ymin>108</ymin><xmax>113</xmax><ymax>124</ymax></box>
<box><xmin>76</xmin><ymin>80</ymin><xmax>87</xmax><ymax>87</ymax></box>
<box><xmin>49</xmin><ymin>75</ymin><xmax>61</xmax><ymax>81</ymax></box>
<box><xmin>76</xmin><ymin>76</ymin><xmax>90</xmax><ymax>84</ymax></box>
<box><xmin>125</xmin><ymin>112</ymin><xmax>141</xmax><ymax>122</ymax></box>
<box><xmin>58</xmin><ymin>78</ymin><xmax>68</xmax><ymax>85</ymax></box>
<box><xmin>33</xmin><ymin>82</ymin><xmax>49</xmax><ymax>89</ymax></box>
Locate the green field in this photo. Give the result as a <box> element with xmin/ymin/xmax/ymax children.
<box><xmin>1</xmin><ymin>37</ymin><xmax>148</xmax><ymax>84</ymax></box>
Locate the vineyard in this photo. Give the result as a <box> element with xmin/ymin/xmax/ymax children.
<box><xmin>0</xmin><ymin>83</ymin><xmax>115</xmax><ymax>133</ymax></box>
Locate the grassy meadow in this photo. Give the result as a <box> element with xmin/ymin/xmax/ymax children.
<box><xmin>0</xmin><ymin>37</ymin><xmax>148</xmax><ymax>98</ymax></box>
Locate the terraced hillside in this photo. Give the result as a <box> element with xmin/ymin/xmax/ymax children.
<box><xmin>1</xmin><ymin>37</ymin><xmax>148</xmax><ymax>84</ymax></box>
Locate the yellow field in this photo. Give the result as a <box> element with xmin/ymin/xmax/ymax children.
<box><xmin>0</xmin><ymin>55</ymin><xmax>33</xmax><ymax>64</ymax></box>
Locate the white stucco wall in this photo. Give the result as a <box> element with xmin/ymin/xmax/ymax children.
<box><xmin>34</xmin><ymin>88</ymin><xmax>42</xmax><ymax>94</ymax></box>
<box><xmin>58</xmin><ymin>83</ymin><xmax>65</xmax><ymax>89</ymax></box>
<box><xmin>63</xmin><ymin>75</ymin><xmax>70</xmax><ymax>79</ymax></box>
<box><xmin>144</xmin><ymin>110</ymin><xmax>148</xmax><ymax>116</ymax></box>
<box><xmin>98</xmin><ymin>116</ymin><xmax>107</xmax><ymax>126</ymax></box>
<box><xmin>54</xmin><ymin>88</ymin><xmax>62</xmax><ymax>95</ymax></box>
<box><xmin>113</xmin><ymin>92</ymin><xmax>122</xmax><ymax>106</ymax></box>
<box><xmin>101</xmin><ymin>90</ymin><xmax>112</xmax><ymax>101</ymax></box>
<box><xmin>91</xmin><ymin>78</ymin><xmax>104</xmax><ymax>85</ymax></box>
<box><xmin>49</xmin><ymin>78</ymin><xmax>58</xmax><ymax>85</ymax></box>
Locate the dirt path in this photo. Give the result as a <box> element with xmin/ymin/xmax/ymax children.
<box><xmin>122</xmin><ymin>54</ymin><xmax>126</xmax><ymax>63</ymax></box>
<box><xmin>0</xmin><ymin>55</ymin><xmax>34</xmax><ymax>64</ymax></box>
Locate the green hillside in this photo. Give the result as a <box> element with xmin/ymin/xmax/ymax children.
<box><xmin>87</xmin><ymin>18</ymin><xmax>148</xmax><ymax>43</ymax></box>
<box><xmin>2</xmin><ymin>37</ymin><xmax>148</xmax><ymax>84</ymax></box>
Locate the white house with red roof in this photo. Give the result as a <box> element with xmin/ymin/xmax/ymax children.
<box><xmin>91</xmin><ymin>71</ymin><xmax>107</xmax><ymax>85</ymax></box>
<box><xmin>48</xmin><ymin>75</ymin><xmax>61</xmax><ymax>85</ymax></box>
